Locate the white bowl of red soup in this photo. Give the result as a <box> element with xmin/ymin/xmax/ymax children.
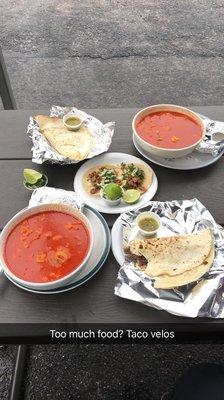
<box><xmin>133</xmin><ymin>104</ymin><xmax>205</xmax><ymax>158</ymax></box>
<box><xmin>0</xmin><ymin>203</ymin><xmax>93</xmax><ymax>290</ymax></box>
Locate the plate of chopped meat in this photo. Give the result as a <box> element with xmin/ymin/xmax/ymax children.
<box><xmin>74</xmin><ymin>153</ymin><xmax>158</xmax><ymax>214</ymax></box>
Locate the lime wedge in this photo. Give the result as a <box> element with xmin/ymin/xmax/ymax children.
<box><xmin>103</xmin><ymin>183</ymin><xmax>122</xmax><ymax>200</ymax></box>
<box><xmin>23</xmin><ymin>169</ymin><xmax>42</xmax><ymax>185</ymax></box>
<box><xmin>123</xmin><ymin>189</ymin><xmax>141</xmax><ymax>204</ymax></box>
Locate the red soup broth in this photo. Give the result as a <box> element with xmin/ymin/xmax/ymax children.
<box><xmin>4</xmin><ymin>211</ymin><xmax>90</xmax><ymax>283</ymax></box>
<box><xmin>136</xmin><ymin>111</ymin><xmax>203</xmax><ymax>149</ymax></box>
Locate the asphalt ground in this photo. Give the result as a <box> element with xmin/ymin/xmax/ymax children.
<box><xmin>16</xmin><ymin>344</ymin><xmax>224</xmax><ymax>400</ymax></box>
<box><xmin>1</xmin><ymin>0</ymin><xmax>224</xmax><ymax>108</ymax></box>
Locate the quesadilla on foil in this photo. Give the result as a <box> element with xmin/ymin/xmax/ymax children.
<box><xmin>127</xmin><ymin>228</ymin><xmax>214</xmax><ymax>289</ymax></box>
<box><xmin>35</xmin><ymin>115</ymin><xmax>93</xmax><ymax>161</ymax></box>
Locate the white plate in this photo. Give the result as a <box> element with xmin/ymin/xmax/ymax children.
<box><xmin>111</xmin><ymin>214</ymin><xmax>125</xmax><ymax>267</ymax></box>
<box><xmin>4</xmin><ymin>205</ymin><xmax>110</xmax><ymax>294</ymax></box>
<box><xmin>74</xmin><ymin>152</ymin><xmax>158</xmax><ymax>214</ymax></box>
<box><xmin>133</xmin><ymin>134</ymin><xmax>223</xmax><ymax>170</ymax></box>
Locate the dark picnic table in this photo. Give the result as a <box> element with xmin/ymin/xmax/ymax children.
<box><xmin>0</xmin><ymin>106</ymin><xmax>224</xmax><ymax>336</ymax></box>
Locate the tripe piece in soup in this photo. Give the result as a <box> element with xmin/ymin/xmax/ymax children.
<box><xmin>136</xmin><ymin>111</ymin><xmax>202</xmax><ymax>149</ymax></box>
<box><xmin>4</xmin><ymin>211</ymin><xmax>90</xmax><ymax>283</ymax></box>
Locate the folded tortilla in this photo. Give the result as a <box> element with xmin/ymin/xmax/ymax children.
<box><xmin>35</xmin><ymin>115</ymin><xmax>65</xmax><ymax>130</ymax></box>
<box><xmin>154</xmin><ymin>243</ymin><xmax>215</xmax><ymax>289</ymax></box>
<box><xmin>35</xmin><ymin>115</ymin><xmax>92</xmax><ymax>161</ymax></box>
<box><xmin>129</xmin><ymin>228</ymin><xmax>213</xmax><ymax>277</ymax></box>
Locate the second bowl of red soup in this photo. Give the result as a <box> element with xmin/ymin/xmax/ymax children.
<box><xmin>133</xmin><ymin>104</ymin><xmax>205</xmax><ymax>158</ymax></box>
<box><xmin>0</xmin><ymin>203</ymin><xmax>93</xmax><ymax>290</ymax></box>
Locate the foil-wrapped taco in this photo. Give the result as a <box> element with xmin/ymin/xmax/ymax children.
<box><xmin>27</xmin><ymin>105</ymin><xmax>115</xmax><ymax>164</ymax></box>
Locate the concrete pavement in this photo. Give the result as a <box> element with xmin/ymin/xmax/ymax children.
<box><xmin>1</xmin><ymin>0</ymin><xmax>224</xmax><ymax>108</ymax></box>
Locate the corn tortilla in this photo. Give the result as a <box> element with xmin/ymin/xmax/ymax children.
<box><xmin>82</xmin><ymin>163</ymin><xmax>153</xmax><ymax>196</ymax></box>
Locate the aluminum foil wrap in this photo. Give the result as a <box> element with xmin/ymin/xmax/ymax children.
<box><xmin>29</xmin><ymin>187</ymin><xmax>84</xmax><ymax>211</ymax></box>
<box><xmin>196</xmin><ymin>114</ymin><xmax>224</xmax><ymax>156</ymax></box>
<box><xmin>114</xmin><ymin>198</ymin><xmax>224</xmax><ymax>318</ymax></box>
<box><xmin>27</xmin><ymin>106</ymin><xmax>115</xmax><ymax>164</ymax></box>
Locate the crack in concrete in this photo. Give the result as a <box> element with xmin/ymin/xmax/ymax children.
<box><xmin>4</xmin><ymin>51</ymin><xmax>224</xmax><ymax>61</ymax></box>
